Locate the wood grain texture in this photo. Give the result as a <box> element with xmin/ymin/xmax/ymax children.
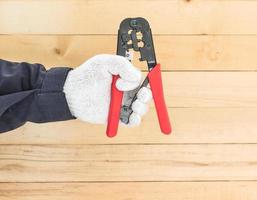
<box><xmin>1</xmin><ymin>108</ymin><xmax>257</xmax><ymax>144</ymax></box>
<box><xmin>142</xmin><ymin>72</ymin><xmax>257</xmax><ymax>107</ymax></box>
<box><xmin>1</xmin><ymin>0</ymin><xmax>257</xmax><ymax>34</ymax></box>
<box><xmin>1</xmin><ymin>144</ymin><xmax>257</xmax><ymax>182</ymax></box>
<box><xmin>0</xmin><ymin>182</ymin><xmax>257</xmax><ymax>200</ymax></box>
<box><xmin>1</xmin><ymin>35</ymin><xmax>257</xmax><ymax>70</ymax></box>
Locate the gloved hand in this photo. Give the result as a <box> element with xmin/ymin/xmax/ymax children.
<box><xmin>63</xmin><ymin>54</ymin><xmax>152</xmax><ymax>126</ymax></box>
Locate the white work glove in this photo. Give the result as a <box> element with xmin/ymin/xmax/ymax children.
<box><xmin>63</xmin><ymin>54</ymin><xmax>152</xmax><ymax>126</ymax></box>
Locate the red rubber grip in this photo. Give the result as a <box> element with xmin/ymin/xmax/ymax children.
<box><xmin>148</xmin><ymin>64</ymin><xmax>172</xmax><ymax>134</ymax></box>
<box><xmin>106</xmin><ymin>75</ymin><xmax>124</xmax><ymax>137</ymax></box>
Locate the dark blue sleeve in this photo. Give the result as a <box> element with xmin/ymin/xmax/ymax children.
<box><xmin>0</xmin><ymin>59</ymin><xmax>75</xmax><ymax>134</ymax></box>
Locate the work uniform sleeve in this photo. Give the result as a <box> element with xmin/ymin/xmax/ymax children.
<box><xmin>0</xmin><ymin>59</ymin><xmax>75</xmax><ymax>134</ymax></box>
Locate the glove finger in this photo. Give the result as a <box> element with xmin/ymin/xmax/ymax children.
<box><xmin>116</xmin><ymin>78</ymin><xmax>141</xmax><ymax>91</ymax></box>
<box><xmin>137</xmin><ymin>87</ymin><xmax>152</xmax><ymax>103</ymax></box>
<box><xmin>131</xmin><ymin>99</ymin><xmax>148</xmax><ymax>116</ymax></box>
<box><xmin>113</xmin><ymin>56</ymin><xmax>141</xmax><ymax>83</ymax></box>
<box><xmin>104</xmin><ymin>55</ymin><xmax>141</xmax><ymax>88</ymax></box>
<box><xmin>128</xmin><ymin>112</ymin><xmax>141</xmax><ymax>126</ymax></box>
<box><xmin>82</xmin><ymin>54</ymin><xmax>141</xmax><ymax>83</ymax></box>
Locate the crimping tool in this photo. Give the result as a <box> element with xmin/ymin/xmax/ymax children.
<box><xmin>106</xmin><ymin>17</ymin><xmax>172</xmax><ymax>137</ymax></box>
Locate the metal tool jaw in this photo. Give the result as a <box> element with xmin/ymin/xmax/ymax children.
<box><xmin>117</xmin><ymin>17</ymin><xmax>157</xmax><ymax>71</ymax></box>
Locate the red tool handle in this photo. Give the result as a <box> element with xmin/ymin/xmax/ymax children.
<box><xmin>106</xmin><ymin>75</ymin><xmax>124</xmax><ymax>137</ymax></box>
<box><xmin>148</xmin><ymin>64</ymin><xmax>172</xmax><ymax>134</ymax></box>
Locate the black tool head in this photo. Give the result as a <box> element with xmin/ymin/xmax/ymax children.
<box><xmin>117</xmin><ymin>17</ymin><xmax>157</xmax><ymax>70</ymax></box>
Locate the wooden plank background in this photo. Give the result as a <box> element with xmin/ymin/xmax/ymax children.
<box><xmin>0</xmin><ymin>0</ymin><xmax>257</xmax><ymax>199</ymax></box>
